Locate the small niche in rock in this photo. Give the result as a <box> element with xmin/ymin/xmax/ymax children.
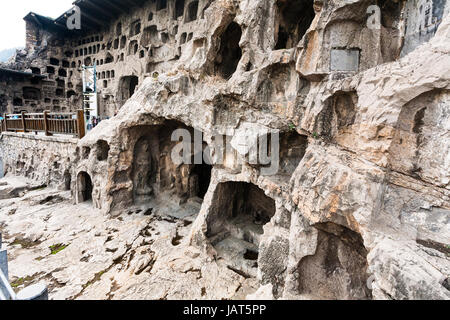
<box><xmin>105</xmin><ymin>53</ymin><xmax>114</xmax><ymax>64</ymax></box>
<box><xmin>13</xmin><ymin>98</ymin><xmax>23</xmax><ymax>106</ymax></box>
<box><xmin>174</xmin><ymin>0</ymin><xmax>185</xmax><ymax>19</ymax></box>
<box><xmin>190</xmin><ymin>161</ymin><xmax>212</xmax><ymax>199</ymax></box>
<box><xmin>244</xmin><ymin>249</ymin><xmax>259</xmax><ymax>261</ymax></box>
<box><xmin>316</xmin><ymin>90</ymin><xmax>357</xmax><ymax>139</ymax></box>
<box><xmin>64</xmin><ymin>171</ymin><xmax>71</xmax><ymax>191</ymax></box>
<box><xmin>77</xmin><ymin>171</ymin><xmax>93</xmax><ymax>202</ymax></box>
<box><xmin>279</xmin><ymin>131</ymin><xmax>308</xmax><ymax>175</ymax></box>
<box><xmin>161</xmin><ymin>32</ymin><xmax>169</xmax><ymax>43</ymax></box>
<box><xmin>141</xmin><ymin>25</ymin><xmax>159</xmax><ymax>47</ymax></box>
<box><xmin>180</xmin><ymin>32</ymin><xmax>187</xmax><ymax>44</ymax></box>
<box><xmin>82</xmin><ymin>146</ymin><xmax>91</xmax><ymax>159</ymax></box>
<box><xmin>118</xmin><ymin>76</ymin><xmax>139</xmax><ymax>105</ymax></box>
<box><xmin>172</xmin><ymin>232</ymin><xmax>183</xmax><ymax>246</ymax></box>
<box><xmin>31</xmin><ymin>67</ymin><xmax>40</xmax><ymax>75</ymax></box>
<box><xmin>442</xmin><ymin>278</ymin><xmax>450</xmax><ymax>291</ymax></box>
<box><xmin>215</xmin><ymin>22</ymin><xmax>242</xmax><ymax>79</ymax></box>
<box><xmin>49</xmin><ymin>58</ymin><xmax>60</xmax><ymax>66</ymax></box>
<box><xmin>156</xmin><ymin>0</ymin><xmax>167</xmax><ymax>11</ymax></box>
<box><xmin>128</xmin><ymin>40</ymin><xmax>139</xmax><ymax>55</ymax></box>
<box><xmin>129</xmin><ymin>20</ymin><xmax>142</xmax><ymax>37</ymax></box>
<box><xmin>297</xmin><ymin>222</ymin><xmax>372</xmax><ymax>300</ymax></box>
<box><xmin>58</xmin><ymin>69</ymin><xmax>67</xmax><ymax>77</ymax></box>
<box><xmin>96</xmin><ymin>140</ymin><xmax>110</xmax><ymax>161</ymax></box>
<box><xmin>23</xmin><ymin>87</ymin><xmax>41</xmax><ymax>100</ymax></box>
<box><xmin>185</xmin><ymin>1</ymin><xmax>198</xmax><ymax>23</ymax></box>
<box><xmin>120</xmin><ymin>36</ymin><xmax>127</xmax><ymax>49</ymax></box>
<box><xmin>55</xmin><ymin>89</ymin><xmax>64</xmax><ymax>97</ymax></box>
<box><xmin>46</xmin><ymin>66</ymin><xmax>55</xmax><ymax>74</ymax></box>
<box><xmin>275</xmin><ymin>0</ymin><xmax>315</xmax><ymax>49</ymax></box>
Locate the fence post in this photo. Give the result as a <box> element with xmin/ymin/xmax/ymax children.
<box><xmin>77</xmin><ymin>109</ymin><xmax>85</xmax><ymax>139</ymax></box>
<box><xmin>21</xmin><ymin>111</ymin><xmax>27</xmax><ymax>133</ymax></box>
<box><xmin>43</xmin><ymin>110</ymin><xmax>50</xmax><ymax>136</ymax></box>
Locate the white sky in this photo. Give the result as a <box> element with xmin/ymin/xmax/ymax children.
<box><xmin>0</xmin><ymin>0</ymin><xmax>74</xmax><ymax>50</ymax></box>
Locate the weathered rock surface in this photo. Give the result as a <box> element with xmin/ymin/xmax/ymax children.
<box><xmin>0</xmin><ymin>0</ymin><xmax>449</xmax><ymax>300</ymax></box>
<box><xmin>0</xmin><ymin>182</ymin><xmax>257</xmax><ymax>300</ymax></box>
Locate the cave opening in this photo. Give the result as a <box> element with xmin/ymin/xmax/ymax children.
<box><xmin>191</xmin><ymin>161</ymin><xmax>212</xmax><ymax>199</ymax></box>
<box><xmin>174</xmin><ymin>0</ymin><xmax>185</xmax><ymax>19</ymax></box>
<box><xmin>316</xmin><ymin>91</ymin><xmax>358</xmax><ymax>139</ymax></box>
<box><xmin>77</xmin><ymin>171</ymin><xmax>93</xmax><ymax>202</ymax></box>
<box><xmin>64</xmin><ymin>171</ymin><xmax>71</xmax><ymax>191</ymax></box>
<box><xmin>23</xmin><ymin>87</ymin><xmax>41</xmax><ymax>100</ymax></box>
<box><xmin>275</xmin><ymin>0</ymin><xmax>315</xmax><ymax>50</ymax></box>
<box><xmin>141</xmin><ymin>25</ymin><xmax>159</xmax><ymax>47</ymax></box>
<box><xmin>130</xmin><ymin>121</ymin><xmax>213</xmax><ymax>206</ymax></box>
<box><xmin>279</xmin><ymin>131</ymin><xmax>308</xmax><ymax>175</ymax></box>
<box><xmin>297</xmin><ymin>222</ymin><xmax>372</xmax><ymax>300</ymax></box>
<box><xmin>96</xmin><ymin>140</ymin><xmax>110</xmax><ymax>161</ymax></box>
<box><xmin>13</xmin><ymin>98</ymin><xmax>23</xmax><ymax>106</ymax></box>
<box><xmin>215</xmin><ymin>22</ymin><xmax>242</xmax><ymax>79</ymax></box>
<box><xmin>31</xmin><ymin>67</ymin><xmax>40</xmax><ymax>75</ymax></box>
<box><xmin>185</xmin><ymin>1</ymin><xmax>199</xmax><ymax>22</ymax></box>
<box><xmin>206</xmin><ymin>182</ymin><xmax>276</xmax><ymax>277</ymax></box>
<box><xmin>46</xmin><ymin>66</ymin><xmax>55</xmax><ymax>74</ymax></box>
<box><xmin>119</xmin><ymin>76</ymin><xmax>139</xmax><ymax>105</ymax></box>
<box><xmin>58</xmin><ymin>69</ymin><xmax>67</xmax><ymax>77</ymax></box>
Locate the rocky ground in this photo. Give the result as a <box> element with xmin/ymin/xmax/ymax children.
<box><xmin>0</xmin><ymin>176</ymin><xmax>260</xmax><ymax>300</ymax></box>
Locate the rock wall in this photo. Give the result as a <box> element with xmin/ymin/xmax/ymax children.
<box><xmin>0</xmin><ymin>132</ymin><xmax>78</xmax><ymax>189</ymax></box>
<box><xmin>0</xmin><ymin>70</ymin><xmax>47</xmax><ymax>114</ymax></box>
<box><xmin>71</xmin><ymin>0</ymin><xmax>450</xmax><ymax>300</ymax></box>
<box><xmin>1</xmin><ymin>0</ymin><xmax>449</xmax><ymax>300</ymax></box>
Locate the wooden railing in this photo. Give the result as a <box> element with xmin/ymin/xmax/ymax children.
<box><xmin>0</xmin><ymin>110</ymin><xmax>85</xmax><ymax>138</ymax></box>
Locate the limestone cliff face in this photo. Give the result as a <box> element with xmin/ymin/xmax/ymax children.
<box><xmin>64</xmin><ymin>0</ymin><xmax>450</xmax><ymax>299</ymax></box>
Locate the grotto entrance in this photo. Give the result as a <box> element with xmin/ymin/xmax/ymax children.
<box><xmin>77</xmin><ymin>172</ymin><xmax>93</xmax><ymax>202</ymax></box>
<box><xmin>297</xmin><ymin>222</ymin><xmax>372</xmax><ymax>300</ymax></box>
<box><xmin>206</xmin><ymin>182</ymin><xmax>276</xmax><ymax>277</ymax></box>
<box><xmin>130</xmin><ymin>121</ymin><xmax>213</xmax><ymax>206</ymax></box>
